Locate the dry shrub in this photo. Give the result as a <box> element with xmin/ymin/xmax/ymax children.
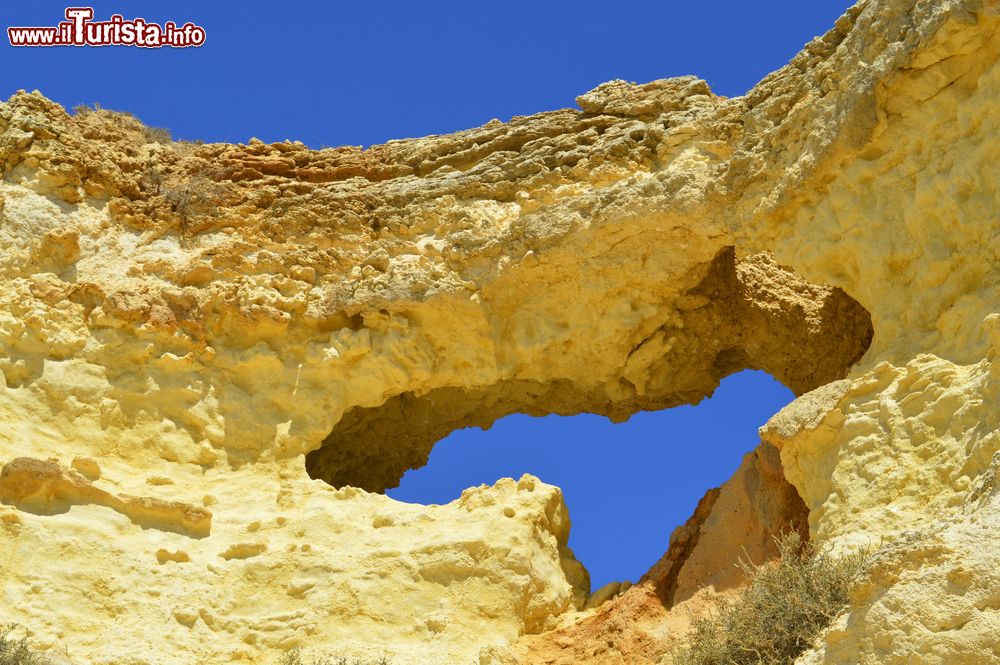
<box><xmin>161</xmin><ymin>169</ymin><xmax>226</xmax><ymax>222</ymax></box>
<box><xmin>281</xmin><ymin>650</ymin><xmax>391</xmax><ymax>665</ymax></box>
<box><xmin>141</xmin><ymin>125</ymin><xmax>172</xmax><ymax>145</ymax></box>
<box><xmin>72</xmin><ymin>102</ymin><xmax>171</xmax><ymax>144</ymax></box>
<box><xmin>673</xmin><ymin>532</ymin><xmax>868</xmax><ymax>665</ymax></box>
<box><xmin>0</xmin><ymin>625</ymin><xmax>45</xmax><ymax>665</ymax></box>
<box><xmin>136</xmin><ymin>164</ymin><xmax>227</xmax><ymax>234</ymax></box>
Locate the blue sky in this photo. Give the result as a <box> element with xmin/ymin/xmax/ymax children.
<box><xmin>390</xmin><ymin>371</ymin><xmax>795</xmax><ymax>590</ymax></box>
<box><xmin>4</xmin><ymin>2</ymin><xmax>854</xmax><ymax>147</ymax></box>
<box><xmin>2</xmin><ymin>1</ymin><xmax>854</xmax><ymax>590</ymax></box>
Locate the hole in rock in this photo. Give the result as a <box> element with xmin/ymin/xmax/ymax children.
<box><xmin>387</xmin><ymin>369</ymin><xmax>796</xmax><ymax>591</ymax></box>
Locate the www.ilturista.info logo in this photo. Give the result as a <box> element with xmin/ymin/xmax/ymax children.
<box><xmin>8</xmin><ymin>7</ymin><xmax>206</xmax><ymax>48</ymax></box>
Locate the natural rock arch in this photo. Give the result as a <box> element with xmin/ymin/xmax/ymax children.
<box><xmin>306</xmin><ymin>249</ymin><xmax>873</xmax><ymax>492</ymax></box>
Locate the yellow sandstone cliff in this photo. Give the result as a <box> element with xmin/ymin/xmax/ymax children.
<box><xmin>1</xmin><ymin>0</ymin><xmax>998</xmax><ymax>662</ymax></box>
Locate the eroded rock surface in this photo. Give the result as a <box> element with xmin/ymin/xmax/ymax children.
<box><xmin>308</xmin><ymin>249</ymin><xmax>871</xmax><ymax>492</ymax></box>
<box><xmin>1</xmin><ymin>0</ymin><xmax>998</xmax><ymax>662</ymax></box>
<box><xmin>0</xmin><ymin>456</ymin><xmax>212</xmax><ymax>537</ymax></box>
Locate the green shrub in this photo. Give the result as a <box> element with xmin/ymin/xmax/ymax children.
<box><xmin>673</xmin><ymin>532</ymin><xmax>868</xmax><ymax>665</ymax></box>
<box><xmin>0</xmin><ymin>625</ymin><xmax>45</xmax><ymax>665</ymax></box>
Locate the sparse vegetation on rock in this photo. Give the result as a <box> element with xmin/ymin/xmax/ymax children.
<box><xmin>73</xmin><ymin>102</ymin><xmax>172</xmax><ymax>144</ymax></box>
<box><xmin>672</xmin><ymin>532</ymin><xmax>868</xmax><ymax>665</ymax></box>
<box><xmin>280</xmin><ymin>649</ymin><xmax>391</xmax><ymax>665</ymax></box>
<box><xmin>0</xmin><ymin>625</ymin><xmax>45</xmax><ymax>665</ymax></box>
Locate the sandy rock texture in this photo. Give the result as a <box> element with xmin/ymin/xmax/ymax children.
<box><xmin>0</xmin><ymin>0</ymin><xmax>998</xmax><ymax>662</ymax></box>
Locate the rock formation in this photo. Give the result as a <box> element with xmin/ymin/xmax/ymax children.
<box><xmin>0</xmin><ymin>0</ymin><xmax>998</xmax><ymax>662</ymax></box>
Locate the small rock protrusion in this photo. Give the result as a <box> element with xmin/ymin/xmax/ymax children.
<box><xmin>220</xmin><ymin>542</ymin><xmax>268</xmax><ymax>560</ymax></box>
<box><xmin>71</xmin><ymin>457</ymin><xmax>101</xmax><ymax>481</ymax></box>
<box><xmin>156</xmin><ymin>549</ymin><xmax>191</xmax><ymax>564</ymax></box>
<box><xmin>583</xmin><ymin>580</ymin><xmax>633</xmax><ymax>610</ymax></box>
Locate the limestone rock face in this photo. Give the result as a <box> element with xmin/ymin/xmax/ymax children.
<box><xmin>1</xmin><ymin>0</ymin><xmax>999</xmax><ymax>662</ymax></box>
<box><xmin>761</xmin><ymin>330</ymin><xmax>1000</xmax><ymax>665</ymax></box>
<box><xmin>1</xmin><ymin>465</ymin><xmax>582</xmax><ymax>664</ymax></box>
<box><xmin>643</xmin><ymin>441</ymin><xmax>809</xmax><ymax>608</ymax></box>
<box><xmin>493</xmin><ymin>442</ymin><xmax>810</xmax><ymax>665</ymax></box>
